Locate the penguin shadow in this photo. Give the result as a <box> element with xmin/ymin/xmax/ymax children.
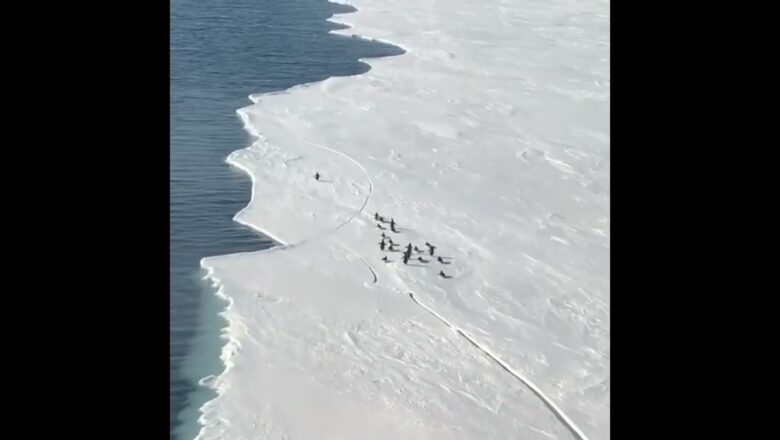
<box><xmin>389</xmin><ymin>222</ymin><xmax>406</xmax><ymax>233</ymax></box>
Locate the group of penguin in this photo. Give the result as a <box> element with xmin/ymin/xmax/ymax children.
<box><xmin>375</xmin><ymin>212</ymin><xmax>452</xmax><ymax>278</ymax></box>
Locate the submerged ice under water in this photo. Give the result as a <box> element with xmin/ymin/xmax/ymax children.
<box><xmin>170</xmin><ymin>0</ymin><xmax>403</xmax><ymax>438</ymax></box>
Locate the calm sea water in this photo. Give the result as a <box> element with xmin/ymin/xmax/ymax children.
<box><xmin>170</xmin><ymin>0</ymin><xmax>402</xmax><ymax>438</ymax></box>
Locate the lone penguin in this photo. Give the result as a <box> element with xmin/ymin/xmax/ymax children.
<box><xmin>315</xmin><ymin>172</ymin><xmax>320</xmax><ymax>181</ymax></box>
<box><xmin>379</xmin><ymin>240</ymin><xmax>386</xmax><ymax>251</ymax></box>
<box><xmin>437</xmin><ymin>256</ymin><xmax>450</xmax><ymax>264</ymax></box>
<box><xmin>382</xmin><ymin>256</ymin><xmax>390</xmax><ymax>262</ymax></box>
<box><xmin>438</xmin><ymin>270</ymin><xmax>449</xmax><ymax>278</ymax></box>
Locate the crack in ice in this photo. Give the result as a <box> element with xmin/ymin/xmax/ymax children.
<box><xmin>407</xmin><ymin>292</ymin><xmax>591</xmax><ymax>440</ymax></box>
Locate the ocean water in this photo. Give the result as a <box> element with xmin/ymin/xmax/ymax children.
<box><xmin>170</xmin><ymin>0</ymin><xmax>403</xmax><ymax>438</ymax></box>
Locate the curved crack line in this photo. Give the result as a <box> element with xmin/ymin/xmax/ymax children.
<box><xmin>408</xmin><ymin>292</ymin><xmax>590</xmax><ymax>440</ymax></box>
<box><xmin>302</xmin><ymin>139</ymin><xmax>374</xmax><ymax>235</ymax></box>
<box><xmin>360</xmin><ymin>256</ymin><xmax>378</xmax><ymax>284</ymax></box>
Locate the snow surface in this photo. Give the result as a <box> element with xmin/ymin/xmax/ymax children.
<box><xmin>198</xmin><ymin>0</ymin><xmax>609</xmax><ymax>438</ymax></box>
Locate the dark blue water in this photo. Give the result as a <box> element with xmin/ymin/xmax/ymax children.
<box><xmin>170</xmin><ymin>0</ymin><xmax>402</xmax><ymax>438</ymax></box>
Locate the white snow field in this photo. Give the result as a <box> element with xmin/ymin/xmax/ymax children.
<box><xmin>198</xmin><ymin>0</ymin><xmax>609</xmax><ymax>438</ymax></box>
